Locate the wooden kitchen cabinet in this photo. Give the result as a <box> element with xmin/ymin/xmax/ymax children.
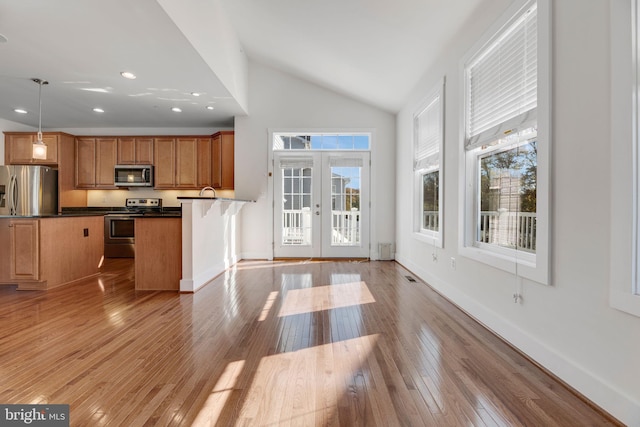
<box><xmin>8</xmin><ymin>219</ymin><xmax>39</xmax><ymax>281</ymax></box>
<box><xmin>117</xmin><ymin>137</ymin><xmax>153</xmax><ymax>165</ymax></box>
<box><xmin>214</xmin><ymin>131</ymin><xmax>234</xmax><ymax>189</ymax></box>
<box><xmin>196</xmin><ymin>137</ymin><xmax>213</xmax><ymax>187</ymax></box>
<box><xmin>0</xmin><ymin>216</ymin><xmax>103</xmax><ymax>290</ymax></box>
<box><xmin>75</xmin><ymin>137</ymin><xmax>117</xmax><ymax>188</ymax></box>
<box><xmin>153</xmin><ymin>137</ymin><xmax>201</xmax><ymax>189</ymax></box>
<box><xmin>135</xmin><ymin>217</ymin><xmax>181</xmax><ymax>291</ymax></box>
<box><xmin>153</xmin><ymin>137</ymin><xmax>176</xmax><ymax>188</ymax></box>
<box><xmin>175</xmin><ymin>138</ymin><xmax>198</xmax><ymax>188</ymax></box>
<box><xmin>4</xmin><ymin>133</ymin><xmax>59</xmax><ymax>165</ymax></box>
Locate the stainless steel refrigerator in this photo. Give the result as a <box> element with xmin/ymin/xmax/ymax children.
<box><xmin>0</xmin><ymin>165</ymin><xmax>58</xmax><ymax>216</ymax></box>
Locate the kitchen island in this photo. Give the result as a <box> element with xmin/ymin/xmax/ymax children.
<box><xmin>0</xmin><ymin>215</ymin><xmax>103</xmax><ymax>290</ymax></box>
<box><xmin>178</xmin><ymin>197</ymin><xmax>252</xmax><ymax>292</ymax></box>
<box><xmin>134</xmin><ymin>216</ymin><xmax>182</xmax><ymax>291</ymax></box>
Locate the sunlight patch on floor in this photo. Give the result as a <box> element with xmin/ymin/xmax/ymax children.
<box><xmin>278</xmin><ymin>281</ymin><xmax>376</xmax><ymax>317</ymax></box>
<box><xmin>237</xmin><ymin>334</ymin><xmax>380</xmax><ymax>425</ymax></box>
<box><xmin>192</xmin><ymin>360</ymin><xmax>246</xmax><ymax>426</ymax></box>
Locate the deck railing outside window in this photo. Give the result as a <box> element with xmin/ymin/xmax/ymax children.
<box><xmin>478</xmin><ymin>211</ymin><xmax>536</xmax><ymax>252</ymax></box>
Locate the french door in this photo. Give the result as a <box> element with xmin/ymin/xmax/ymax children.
<box><xmin>273</xmin><ymin>151</ymin><xmax>370</xmax><ymax>258</ymax></box>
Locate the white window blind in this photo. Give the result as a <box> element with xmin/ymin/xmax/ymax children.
<box><xmin>414</xmin><ymin>86</ymin><xmax>443</xmax><ymax>171</ymax></box>
<box><xmin>329</xmin><ymin>157</ymin><xmax>363</xmax><ymax>168</ymax></box>
<box><xmin>279</xmin><ymin>158</ymin><xmax>314</xmax><ymax>169</ymax></box>
<box><xmin>466</xmin><ymin>2</ymin><xmax>537</xmax><ymax>150</ymax></box>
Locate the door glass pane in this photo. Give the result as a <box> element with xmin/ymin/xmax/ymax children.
<box><xmin>331</xmin><ymin>165</ymin><xmax>361</xmax><ymax>246</ymax></box>
<box><xmin>282</xmin><ymin>167</ymin><xmax>312</xmax><ymax>245</ymax></box>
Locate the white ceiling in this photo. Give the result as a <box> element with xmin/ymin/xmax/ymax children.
<box><xmin>0</xmin><ymin>0</ymin><xmax>503</xmax><ymax>130</ymax></box>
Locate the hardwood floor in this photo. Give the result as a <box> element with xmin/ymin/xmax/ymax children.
<box><xmin>0</xmin><ymin>259</ymin><xmax>620</xmax><ymax>426</ymax></box>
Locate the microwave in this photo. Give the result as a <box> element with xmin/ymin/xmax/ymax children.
<box><xmin>114</xmin><ymin>165</ymin><xmax>153</xmax><ymax>187</ymax></box>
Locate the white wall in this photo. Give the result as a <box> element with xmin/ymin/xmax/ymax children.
<box><xmin>235</xmin><ymin>61</ymin><xmax>396</xmax><ymax>260</ymax></box>
<box><xmin>395</xmin><ymin>0</ymin><xmax>640</xmax><ymax>425</ymax></box>
<box><xmin>156</xmin><ymin>0</ymin><xmax>249</xmax><ymax>113</ymax></box>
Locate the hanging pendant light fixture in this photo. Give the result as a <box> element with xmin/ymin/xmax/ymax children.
<box><xmin>32</xmin><ymin>78</ymin><xmax>48</xmax><ymax>160</ymax></box>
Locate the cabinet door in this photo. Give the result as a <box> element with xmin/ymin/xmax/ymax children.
<box><xmin>154</xmin><ymin>138</ymin><xmax>175</xmax><ymax>188</ymax></box>
<box><xmin>175</xmin><ymin>138</ymin><xmax>198</xmax><ymax>188</ymax></box>
<box><xmin>9</xmin><ymin>219</ymin><xmax>39</xmax><ymax>280</ymax></box>
<box><xmin>75</xmin><ymin>138</ymin><xmax>97</xmax><ymax>188</ymax></box>
<box><xmin>95</xmin><ymin>138</ymin><xmax>117</xmax><ymax>187</ymax></box>
<box><xmin>220</xmin><ymin>132</ymin><xmax>234</xmax><ymax>189</ymax></box>
<box><xmin>117</xmin><ymin>137</ymin><xmax>153</xmax><ymax>165</ymax></box>
<box><xmin>5</xmin><ymin>133</ymin><xmax>58</xmax><ymax>165</ymax></box>
<box><xmin>197</xmin><ymin>137</ymin><xmax>212</xmax><ymax>187</ymax></box>
<box><xmin>135</xmin><ymin>138</ymin><xmax>154</xmax><ymax>164</ymax></box>
<box><xmin>211</xmin><ymin>134</ymin><xmax>222</xmax><ymax>188</ymax></box>
<box><xmin>117</xmin><ymin>138</ymin><xmax>136</xmax><ymax>164</ymax></box>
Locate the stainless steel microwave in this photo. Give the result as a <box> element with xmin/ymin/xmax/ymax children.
<box><xmin>114</xmin><ymin>165</ymin><xmax>153</xmax><ymax>187</ymax></box>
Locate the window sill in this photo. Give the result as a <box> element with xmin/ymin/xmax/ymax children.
<box><xmin>413</xmin><ymin>231</ymin><xmax>442</xmax><ymax>248</ymax></box>
<box><xmin>610</xmin><ymin>289</ymin><xmax>640</xmax><ymax>318</ymax></box>
<box><xmin>459</xmin><ymin>244</ymin><xmax>547</xmax><ymax>285</ymax></box>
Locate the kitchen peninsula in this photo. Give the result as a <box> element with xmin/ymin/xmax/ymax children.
<box><xmin>178</xmin><ymin>196</ymin><xmax>252</xmax><ymax>292</ymax></box>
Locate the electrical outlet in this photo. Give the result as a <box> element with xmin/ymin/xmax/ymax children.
<box><xmin>450</xmin><ymin>257</ymin><xmax>456</xmax><ymax>270</ymax></box>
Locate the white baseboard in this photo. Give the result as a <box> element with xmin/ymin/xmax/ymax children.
<box><xmin>396</xmin><ymin>254</ymin><xmax>640</xmax><ymax>426</ymax></box>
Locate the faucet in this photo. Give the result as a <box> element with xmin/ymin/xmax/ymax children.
<box><xmin>199</xmin><ymin>186</ymin><xmax>217</xmax><ymax>198</ymax></box>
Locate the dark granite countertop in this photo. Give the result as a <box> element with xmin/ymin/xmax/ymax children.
<box><xmin>177</xmin><ymin>196</ymin><xmax>254</xmax><ymax>203</ymax></box>
<box><xmin>0</xmin><ymin>207</ymin><xmax>182</xmax><ymax>218</ymax></box>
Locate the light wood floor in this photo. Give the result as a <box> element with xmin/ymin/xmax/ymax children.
<box><xmin>0</xmin><ymin>259</ymin><xmax>620</xmax><ymax>426</ymax></box>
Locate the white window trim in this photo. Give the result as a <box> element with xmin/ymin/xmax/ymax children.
<box><xmin>413</xmin><ymin>78</ymin><xmax>445</xmax><ymax>248</ymax></box>
<box><xmin>610</xmin><ymin>0</ymin><xmax>640</xmax><ymax>317</ymax></box>
<box><xmin>458</xmin><ymin>0</ymin><xmax>551</xmax><ymax>285</ymax></box>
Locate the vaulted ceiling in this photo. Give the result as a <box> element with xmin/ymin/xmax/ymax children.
<box><xmin>0</xmin><ymin>0</ymin><xmax>506</xmax><ymax>130</ymax></box>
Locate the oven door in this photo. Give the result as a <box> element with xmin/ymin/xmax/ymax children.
<box><xmin>104</xmin><ymin>215</ymin><xmax>137</xmax><ymax>257</ymax></box>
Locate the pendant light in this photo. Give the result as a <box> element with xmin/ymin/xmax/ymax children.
<box><xmin>31</xmin><ymin>78</ymin><xmax>48</xmax><ymax>160</ymax></box>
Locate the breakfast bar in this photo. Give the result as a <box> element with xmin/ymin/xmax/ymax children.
<box><xmin>177</xmin><ymin>196</ymin><xmax>252</xmax><ymax>293</ymax></box>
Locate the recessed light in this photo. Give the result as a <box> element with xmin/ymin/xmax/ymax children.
<box><xmin>171</xmin><ymin>107</ymin><xmax>182</xmax><ymax>113</ymax></box>
<box><xmin>120</xmin><ymin>71</ymin><xmax>136</xmax><ymax>80</ymax></box>
<box><xmin>93</xmin><ymin>108</ymin><xmax>105</xmax><ymax>113</ymax></box>
<box><xmin>205</xmin><ymin>106</ymin><xmax>214</xmax><ymax>110</ymax></box>
<box><xmin>191</xmin><ymin>92</ymin><xmax>200</xmax><ymax>97</ymax></box>
<box><xmin>14</xmin><ymin>108</ymin><xmax>27</xmax><ymax>114</ymax></box>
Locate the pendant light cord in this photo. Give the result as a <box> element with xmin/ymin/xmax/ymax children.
<box><xmin>33</xmin><ymin>78</ymin><xmax>48</xmax><ymax>142</ymax></box>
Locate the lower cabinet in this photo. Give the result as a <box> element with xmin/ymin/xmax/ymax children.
<box><xmin>0</xmin><ymin>216</ymin><xmax>103</xmax><ymax>290</ymax></box>
<box><xmin>134</xmin><ymin>217</ymin><xmax>181</xmax><ymax>290</ymax></box>
<box><xmin>8</xmin><ymin>219</ymin><xmax>39</xmax><ymax>281</ymax></box>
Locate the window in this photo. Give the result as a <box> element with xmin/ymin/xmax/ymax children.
<box><xmin>610</xmin><ymin>0</ymin><xmax>640</xmax><ymax>316</ymax></box>
<box><xmin>273</xmin><ymin>133</ymin><xmax>370</xmax><ymax>151</ymax></box>
<box><xmin>414</xmin><ymin>79</ymin><xmax>444</xmax><ymax>247</ymax></box>
<box><xmin>460</xmin><ymin>0</ymin><xmax>550</xmax><ymax>284</ymax></box>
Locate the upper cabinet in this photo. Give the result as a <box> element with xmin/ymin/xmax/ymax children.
<box><xmin>153</xmin><ymin>137</ymin><xmax>199</xmax><ymax>189</ymax></box>
<box><xmin>216</xmin><ymin>131</ymin><xmax>234</xmax><ymax>190</ymax></box>
<box><xmin>75</xmin><ymin>137</ymin><xmax>118</xmax><ymax>188</ymax></box>
<box><xmin>4</xmin><ymin>133</ymin><xmax>59</xmax><ymax>165</ymax></box>
<box><xmin>117</xmin><ymin>137</ymin><xmax>153</xmax><ymax>165</ymax></box>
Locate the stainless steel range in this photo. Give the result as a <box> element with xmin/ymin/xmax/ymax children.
<box><xmin>104</xmin><ymin>198</ymin><xmax>162</xmax><ymax>258</ymax></box>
